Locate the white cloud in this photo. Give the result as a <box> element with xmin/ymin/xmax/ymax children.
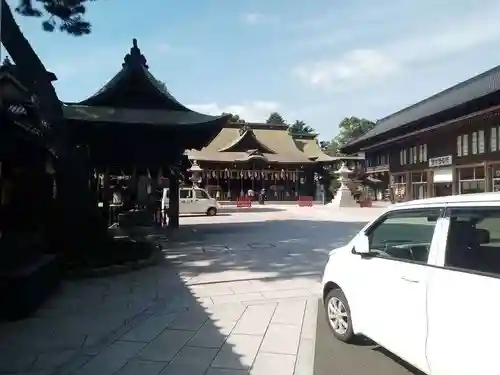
<box><xmin>242</xmin><ymin>12</ymin><xmax>279</xmax><ymax>25</ymax></box>
<box><xmin>188</xmin><ymin>101</ymin><xmax>280</xmax><ymax>122</ymax></box>
<box><xmin>293</xmin><ymin>49</ymin><xmax>401</xmax><ymax>89</ymax></box>
<box><xmin>293</xmin><ymin>3</ymin><xmax>500</xmax><ymax>90</ymax></box>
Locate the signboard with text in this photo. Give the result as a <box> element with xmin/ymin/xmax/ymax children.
<box><xmin>428</xmin><ymin>155</ymin><xmax>453</xmax><ymax>168</ymax></box>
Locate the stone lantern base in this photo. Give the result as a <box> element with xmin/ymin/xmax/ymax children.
<box><xmin>328</xmin><ymin>185</ymin><xmax>358</xmax><ymax>208</ymax></box>
<box><xmin>328</xmin><ymin>162</ymin><xmax>359</xmax><ymax>208</ymax></box>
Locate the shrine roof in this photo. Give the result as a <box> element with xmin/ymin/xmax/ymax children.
<box><xmin>291</xmin><ymin>133</ymin><xmax>335</xmax><ymax>162</ymax></box>
<box><xmin>62</xmin><ymin>104</ymin><xmax>224</xmax><ymax>126</ymax></box>
<box><xmin>0</xmin><ymin>57</ymin><xmax>57</xmax><ymax>89</ymax></box>
<box><xmin>186</xmin><ymin>123</ymin><xmax>315</xmax><ymax>163</ymax></box>
<box><xmin>64</xmin><ymin>38</ymin><xmax>228</xmax><ymax>127</ymax></box>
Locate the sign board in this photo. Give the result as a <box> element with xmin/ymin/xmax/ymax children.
<box><xmin>429</xmin><ymin>155</ymin><xmax>453</xmax><ymax>168</ymax></box>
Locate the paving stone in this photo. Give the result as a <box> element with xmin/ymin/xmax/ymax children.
<box><xmin>211</xmin><ymin>292</ymin><xmax>265</xmax><ymax>304</ymax></box>
<box><xmin>271</xmin><ymin>300</ymin><xmax>306</xmax><ymax>326</ymax></box>
<box><xmin>137</xmin><ymin>330</ymin><xmax>194</xmax><ymax>362</ymax></box>
<box><xmin>232</xmin><ymin>304</ymin><xmax>276</xmax><ymax>335</ymax></box>
<box><xmin>205</xmin><ymin>368</ymin><xmax>249</xmax><ymax>375</ymax></box>
<box><xmin>205</xmin><ymin>303</ymin><xmax>246</xmax><ymax>322</ymax></box>
<box><xmin>189</xmin><ymin>283</ymin><xmax>234</xmax><ymax>297</ymax></box>
<box><xmin>260</xmin><ymin>324</ymin><xmax>301</xmax><ymax>355</ymax></box>
<box><xmin>32</xmin><ymin>348</ymin><xmax>77</xmax><ymax>370</ymax></box>
<box><xmin>168</xmin><ymin>309</ymin><xmax>208</xmax><ymax>331</ymax></box>
<box><xmin>300</xmin><ymin>299</ymin><xmax>319</xmax><ymax>341</ymax></box>
<box><xmin>160</xmin><ymin>346</ymin><xmax>218</xmax><ymax>375</ymax></box>
<box><xmin>211</xmin><ymin>334</ymin><xmax>263</xmax><ymax>370</ymax></box>
<box><xmin>115</xmin><ymin>359</ymin><xmax>167</xmax><ymax>375</ymax></box>
<box><xmin>72</xmin><ymin>341</ymin><xmax>146</xmax><ymax>375</ymax></box>
<box><xmin>121</xmin><ymin>313</ymin><xmax>179</xmax><ymax>342</ymax></box>
<box><xmin>188</xmin><ymin>319</ymin><xmax>237</xmax><ymax>348</ymax></box>
<box><xmin>294</xmin><ymin>338</ymin><xmax>315</xmax><ymax>375</ymax></box>
<box><xmin>262</xmin><ymin>289</ymin><xmax>313</xmax><ymax>300</ymax></box>
<box><xmin>250</xmin><ymin>352</ymin><xmax>296</xmax><ymax>375</ymax></box>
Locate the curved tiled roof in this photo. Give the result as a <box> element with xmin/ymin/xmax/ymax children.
<box><xmin>186</xmin><ymin>123</ymin><xmax>313</xmax><ymax>163</ymax></box>
<box><xmin>346</xmin><ymin>64</ymin><xmax>500</xmax><ymax>149</ymax></box>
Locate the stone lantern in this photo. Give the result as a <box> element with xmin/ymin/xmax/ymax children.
<box><xmin>329</xmin><ymin>162</ymin><xmax>358</xmax><ymax>208</ymax></box>
<box><xmin>188</xmin><ymin>160</ymin><xmax>203</xmax><ymax>187</ymax></box>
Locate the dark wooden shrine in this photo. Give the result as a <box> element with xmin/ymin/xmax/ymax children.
<box><xmin>0</xmin><ymin>58</ymin><xmax>60</xmax><ymax>320</ymax></box>
<box><xmin>62</xmin><ymin>39</ymin><xmax>229</xmax><ymax>227</ymax></box>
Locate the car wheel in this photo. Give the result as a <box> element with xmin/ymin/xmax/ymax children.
<box><xmin>206</xmin><ymin>207</ymin><xmax>217</xmax><ymax>216</ymax></box>
<box><xmin>324</xmin><ymin>288</ymin><xmax>355</xmax><ymax>343</ymax></box>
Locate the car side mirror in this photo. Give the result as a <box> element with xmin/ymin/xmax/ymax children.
<box><xmin>352</xmin><ymin>234</ymin><xmax>370</xmax><ymax>254</ymax></box>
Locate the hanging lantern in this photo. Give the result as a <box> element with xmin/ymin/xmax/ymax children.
<box><xmin>254</xmin><ymin>171</ymin><xmax>258</xmax><ymax>178</ymax></box>
<box><xmin>212</xmin><ymin>170</ymin><xmax>216</xmax><ymax>178</ymax></box>
<box><xmin>248</xmin><ymin>171</ymin><xmax>252</xmax><ymax>178</ymax></box>
<box><xmin>280</xmin><ymin>169</ymin><xmax>285</xmax><ymax>179</ymax></box>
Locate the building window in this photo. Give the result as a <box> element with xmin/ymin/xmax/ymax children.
<box><xmin>412</xmin><ymin>146</ymin><xmax>417</xmax><ymax>164</ymax></box>
<box><xmin>492</xmin><ymin>126</ymin><xmax>498</xmax><ymax>152</ymax></box>
<box><xmin>463</xmin><ymin>134</ymin><xmax>469</xmax><ymax>156</ymax></box>
<box><xmin>411</xmin><ymin>172</ymin><xmax>428</xmax><ymax>200</ymax></box>
<box><xmin>423</xmin><ymin>144</ymin><xmax>427</xmax><ymax>162</ymax></box>
<box><xmin>472</xmin><ymin>132</ymin><xmax>478</xmax><ymax>155</ymax></box>
<box><xmin>478</xmin><ymin>130</ymin><xmax>485</xmax><ymax>154</ymax></box>
<box><xmin>409</xmin><ymin>147</ymin><xmax>413</xmax><ymax>164</ymax></box>
<box><xmin>457</xmin><ymin>135</ymin><xmax>462</xmax><ymax>157</ymax></box>
<box><xmin>458</xmin><ymin>166</ymin><xmax>485</xmax><ymax>194</ymax></box>
<box><xmin>392</xmin><ymin>174</ymin><xmax>407</xmax><ymax>202</ymax></box>
<box><xmin>400</xmin><ymin>149</ymin><xmax>407</xmax><ymax>166</ymax></box>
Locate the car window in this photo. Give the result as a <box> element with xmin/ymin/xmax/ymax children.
<box><xmin>195</xmin><ymin>190</ymin><xmax>209</xmax><ymax>199</ymax></box>
<box><xmin>367</xmin><ymin>208</ymin><xmax>441</xmax><ymax>263</ymax></box>
<box><xmin>179</xmin><ymin>189</ymin><xmax>192</xmax><ymax>199</ymax></box>
<box><xmin>445</xmin><ymin>207</ymin><xmax>500</xmax><ymax>277</ymax></box>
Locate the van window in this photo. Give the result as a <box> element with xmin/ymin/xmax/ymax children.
<box><xmin>195</xmin><ymin>189</ymin><xmax>209</xmax><ymax>199</ymax></box>
<box><xmin>445</xmin><ymin>207</ymin><xmax>500</xmax><ymax>276</ymax></box>
<box><xmin>367</xmin><ymin>208</ymin><xmax>441</xmax><ymax>263</ymax></box>
<box><xmin>179</xmin><ymin>189</ymin><xmax>192</xmax><ymax>199</ymax></box>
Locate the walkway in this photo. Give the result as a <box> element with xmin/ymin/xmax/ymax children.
<box><xmin>0</xmin><ymin>205</ymin><xmax>380</xmax><ymax>375</ymax></box>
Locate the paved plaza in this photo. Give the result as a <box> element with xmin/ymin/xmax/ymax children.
<box><xmin>0</xmin><ymin>205</ymin><xmax>385</xmax><ymax>375</ymax></box>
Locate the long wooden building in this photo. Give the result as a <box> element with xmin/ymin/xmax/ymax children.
<box><xmin>187</xmin><ymin>122</ymin><xmax>363</xmax><ymax>201</ymax></box>
<box><xmin>342</xmin><ymin>64</ymin><xmax>500</xmax><ymax>202</ymax></box>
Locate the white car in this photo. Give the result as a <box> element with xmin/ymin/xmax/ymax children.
<box><xmin>322</xmin><ymin>192</ymin><xmax>500</xmax><ymax>375</ymax></box>
<box><xmin>162</xmin><ymin>187</ymin><xmax>220</xmax><ymax>216</ymax></box>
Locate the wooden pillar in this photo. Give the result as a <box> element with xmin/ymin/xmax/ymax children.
<box><xmin>452</xmin><ymin>168</ymin><xmax>458</xmax><ymax>195</ymax></box>
<box><xmin>168</xmin><ymin>172</ymin><xmax>180</xmax><ymax>228</ymax></box>
<box><xmin>427</xmin><ymin>170</ymin><xmax>433</xmax><ymax>198</ymax></box>
<box><xmin>485</xmin><ymin>161</ymin><xmax>492</xmax><ymax>192</ymax></box>
<box><xmin>405</xmin><ymin>171</ymin><xmax>411</xmax><ymax>201</ymax></box>
<box><xmin>102</xmin><ymin>168</ymin><xmax>111</xmax><ymax>223</ymax></box>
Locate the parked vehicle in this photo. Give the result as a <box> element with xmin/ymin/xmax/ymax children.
<box><xmin>322</xmin><ymin>192</ymin><xmax>500</xmax><ymax>375</ymax></box>
<box><xmin>162</xmin><ymin>187</ymin><xmax>220</xmax><ymax>216</ymax></box>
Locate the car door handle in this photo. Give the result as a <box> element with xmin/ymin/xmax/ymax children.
<box><xmin>400</xmin><ymin>276</ymin><xmax>420</xmax><ymax>283</ymax></box>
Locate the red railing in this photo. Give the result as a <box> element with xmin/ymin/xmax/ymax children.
<box><xmin>297</xmin><ymin>196</ymin><xmax>313</xmax><ymax>207</ymax></box>
<box><xmin>236</xmin><ymin>197</ymin><xmax>252</xmax><ymax>208</ymax></box>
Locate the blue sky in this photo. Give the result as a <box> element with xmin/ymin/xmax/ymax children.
<box><xmin>6</xmin><ymin>0</ymin><xmax>500</xmax><ymax>141</ymax></box>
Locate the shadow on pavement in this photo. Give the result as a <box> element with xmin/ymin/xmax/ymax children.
<box><xmin>314</xmin><ymin>300</ymin><xmax>424</xmax><ymax>375</ymax></box>
<box><xmin>0</xmin><ymin>217</ymin><xmax>367</xmax><ymax>374</ymax></box>
<box><xmin>159</xmin><ymin>219</ymin><xmax>367</xmax><ymax>283</ymax></box>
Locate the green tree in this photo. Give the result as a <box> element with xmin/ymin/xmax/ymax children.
<box><xmin>221</xmin><ymin>112</ymin><xmax>246</xmax><ymax>123</ymax></box>
<box><xmin>288</xmin><ymin>120</ymin><xmax>315</xmax><ymax>134</ymax></box>
<box><xmin>319</xmin><ymin>139</ymin><xmax>339</xmax><ymax>156</ymax></box>
<box><xmin>266</xmin><ymin>112</ymin><xmax>287</xmax><ymax>125</ymax></box>
<box><xmin>14</xmin><ymin>0</ymin><xmax>93</xmax><ymax>35</ymax></box>
<box><xmin>335</xmin><ymin>116</ymin><xmax>376</xmax><ymax>147</ymax></box>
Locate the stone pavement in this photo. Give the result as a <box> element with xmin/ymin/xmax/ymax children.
<box><xmin>0</xmin><ymin>205</ymin><xmax>376</xmax><ymax>375</ymax></box>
